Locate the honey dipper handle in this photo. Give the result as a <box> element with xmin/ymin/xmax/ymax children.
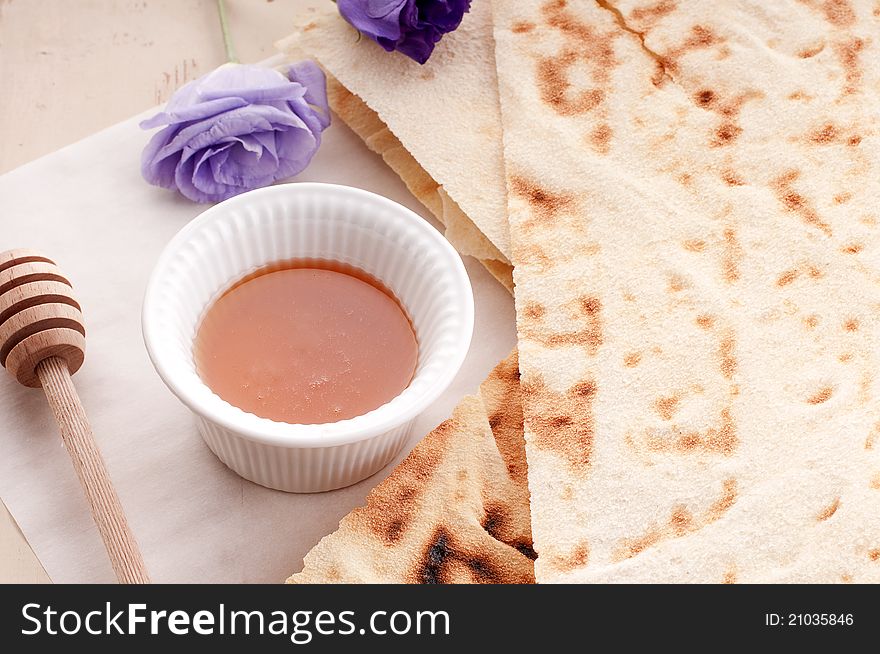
<box><xmin>36</xmin><ymin>356</ymin><xmax>151</xmax><ymax>584</ymax></box>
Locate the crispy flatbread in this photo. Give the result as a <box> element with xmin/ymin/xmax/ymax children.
<box><xmin>288</xmin><ymin>352</ymin><xmax>534</xmax><ymax>583</ymax></box>
<box><xmin>321</xmin><ymin>74</ymin><xmax>514</xmax><ymax>293</ymax></box>
<box><xmin>494</xmin><ymin>0</ymin><xmax>880</xmax><ymax>583</ymax></box>
<box><xmin>278</xmin><ymin>2</ymin><xmax>512</xmax><ymax>264</ymax></box>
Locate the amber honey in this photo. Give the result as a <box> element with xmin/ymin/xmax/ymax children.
<box><xmin>194</xmin><ymin>259</ymin><xmax>418</xmax><ymax>425</ymax></box>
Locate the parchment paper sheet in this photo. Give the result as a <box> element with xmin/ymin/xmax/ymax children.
<box><xmin>0</xmin><ymin>109</ymin><xmax>516</xmax><ymax>583</ymax></box>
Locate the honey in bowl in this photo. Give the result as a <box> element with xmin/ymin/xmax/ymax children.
<box><xmin>194</xmin><ymin>260</ymin><xmax>418</xmax><ymax>425</ymax></box>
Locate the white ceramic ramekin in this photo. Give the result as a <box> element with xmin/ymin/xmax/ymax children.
<box><xmin>142</xmin><ymin>183</ymin><xmax>473</xmax><ymax>492</ymax></box>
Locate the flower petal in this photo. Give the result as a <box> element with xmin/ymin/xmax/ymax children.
<box><xmin>197</xmin><ymin>64</ymin><xmax>307</xmax><ymax>104</ymax></box>
<box><xmin>272</xmin><ymin>127</ymin><xmax>321</xmax><ymax>179</ymax></box>
<box><xmin>338</xmin><ymin>0</ymin><xmax>408</xmax><ymax>41</ymax></box>
<box><xmin>287</xmin><ymin>61</ymin><xmax>331</xmax><ymax>129</ymax></box>
<box><xmin>141</xmin><ymin>124</ymin><xmax>182</xmax><ymax>188</ymax></box>
<box><xmin>139</xmin><ymin>97</ymin><xmax>248</xmax><ymax>130</ymax></box>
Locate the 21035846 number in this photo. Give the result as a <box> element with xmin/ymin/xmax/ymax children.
<box><xmin>789</xmin><ymin>614</ymin><xmax>854</xmax><ymax>626</ymax></box>
<box><xmin>765</xmin><ymin>613</ymin><xmax>855</xmax><ymax>627</ymax></box>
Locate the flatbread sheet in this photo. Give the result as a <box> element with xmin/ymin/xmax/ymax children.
<box><xmin>278</xmin><ymin>2</ymin><xmax>512</xmax><ymax>263</ymax></box>
<box><xmin>493</xmin><ymin>0</ymin><xmax>880</xmax><ymax>583</ymax></box>
<box><xmin>321</xmin><ymin>73</ymin><xmax>514</xmax><ymax>293</ymax></box>
<box><xmin>288</xmin><ymin>352</ymin><xmax>534</xmax><ymax>583</ymax></box>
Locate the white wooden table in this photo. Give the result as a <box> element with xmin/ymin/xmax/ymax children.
<box><xmin>0</xmin><ymin>0</ymin><xmax>318</xmax><ymax>584</ymax></box>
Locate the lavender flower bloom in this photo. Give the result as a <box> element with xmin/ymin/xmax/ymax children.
<box><xmin>338</xmin><ymin>0</ymin><xmax>471</xmax><ymax>64</ymax></box>
<box><xmin>140</xmin><ymin>62</ymin><xmax>329</xmax><ymax>203</ymax></box>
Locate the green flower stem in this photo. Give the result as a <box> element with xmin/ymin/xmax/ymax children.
<box><xmin>217</xmin><ymin>0</ymin><xmax>239</xmax><ymax>64</ymax></box>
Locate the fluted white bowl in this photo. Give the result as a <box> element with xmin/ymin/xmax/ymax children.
<box><xmin>142</xmin><ymin>183</ymin><xmax>474</xmax><ymax>492</ymax></box>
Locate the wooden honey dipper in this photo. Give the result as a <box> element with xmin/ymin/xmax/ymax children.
<box><xmin>0</xmin><ymin>249</ymin><xmax>150</xmax><ymax>584</ymax></box>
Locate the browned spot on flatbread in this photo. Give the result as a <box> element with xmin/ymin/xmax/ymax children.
<box><xmin>719</xmin><ymin>333</ymin><xmax>736</xmax><ymax>379</ymax></box>
<box><xmin>799</xmin><ymin>0</ymin><xmax>856</xmax><ymax>27</ymax></box>
<box><xmin>516</xmin><ymin>543</ymin><xmax>539</xmax><ymax>561</ymax></box>
<box><xmin>482</xmin><ymin>353</ymin><xmax>527</xmax><ymax>486</ymax></box>
<box><xmin>695</xmin><ymin>88</ymin><xmax>716</xmax><ymax>107</ymax></box>
<box><xmin>580</xmin><ymin>296</ymin><xmax>603</xmax><ymax>346</ymax></box>
<box><xmin>523</xmin><ymin>301</ymin><xmax>546</xmax><ymax>320</ymax></box>
<box><xmin>548</xmin><ymin>541</ymin><xmax>590</xmax><ymax>574</ymax></box>
<box><xmin>713</xmin><ymin>409</ymin><xmax>738</xmax><ymax>455</ymax></box>
<box><xmin>839</xmin><ymin>353</ymin><xmax>853</xmax><ymax>362</ymax></box>
<box><xmin>412</xmin><ymin>527</ymin><xmax>534</xmax><ymax>584</ymax></box>
<box><xmin>360</xmin><ymin>421</ymin><xmax>448</xmax><ymax>544</ymax></box>
<box><xmin>619</xmin><ymin>527</ymin><xmax>661</xmax><ymax>560</ymax></box>
<box><xmin>840</xmin><ymin>241</ymin><xmax>863</xmax><ymax>255</ymax></box>
<box><xmin>696</xmin><ymin>313</ymin><xmax>715</xmax><ymax>329</ymax></box>
<box><xmin>624</xmin><ymin>351</ymin><xmax>642</xmax><ymax>367</ymax></box>
<box><xmin>590</xmin><ymin>123</ymin><xmax>613</xmax><ymax>154</ymax></box>
<box><xmin>616</xmin><ymin>478</ymin><xmax>737</xmax><ymax>560</ymax></box>
<box><xmin>773</xmin><ymin>169</ymin><xmax>833</xmax><ymax>236</ymax></box>
<box><xmin>683</xmin><ymin>239</ymin><xmax>706</xmax><ymax>252</ymax></box>
<box><xmin>833</xmin><ymin>37</ymin><xmax>864</xmax><ymax>95</ymax></box>
<box><xmin>859</xmin><ymin>372</ymin><xmax>872</xmax><ymax>404</ymax></box>
<box><xmin>629</xmin><ymin>0</ymin><xmax>678</xmax><ymax>26</ymax></box>
<box><xmin>804</xmin><ymin>314</ymin><xmax>820</xmax><ymax>329</ymax></box>
<box><xmin>537</xmin><ymin>53</ymin><xmax>605</xmax><ymax>115</ymax></box>
<box><xmin>808</xmin><ymin>125</ymin><xmax>862</xmax><ymax>148</ymax></box>
<box><xmin>543</xmin><ymin>0</ymin><xmax>614</xmax><ymax>76</ymax></box>
<box><xmin>844</xmin><ymin>318</ymin><xmax>860</xmax><ymax>331</ymax></box>
<box><xmin>807</xmin><ymin>386</ymin><xmax>834</xmax><ymax>404</ymax></box>
<box><xmin>721</xmin><ymin>228</ymin><xmax>742</xmax><ymax>283</ymax></box>
<box><xmin>866</xmin><ymin>422</ymin><xmax>879</xmax><ymax>450</ymax></box>
<box><xmin>666</xmin><ymin>25</ymin><xmax>723</xmax><ymax>70</ymax></box>
<box><xmin>302</xmin><ymin>21</ymin><xmax>318</xmax><ymax>32</ymax></box>
<box><xmin>816</xmin><ymin>497</ymin><xmax>841</xmax><ymax>521</ymax></box>
<box><xmin>869</xmin><ymin>548</ymin><xmax>880</xmax><ymax>562</ymax></box>
<box><xmin>510</xmin><ymin>176</ymin><xmax>576</xmax><ymax>222</ymax></box>
<box><xmin>537</xmin><ymin>0</ymin><xmax>618</xmax><ymax>116</ymax></box>
<box><xmin>655</xmin><ymin>395</ymin><xmax>681</xmax><ymax>421</ymax></box>
<box><xmin>721</xmin><ymin>170</ymin><xmax>745</xmax><ymax>186</ymax></box>
<box><xmin>798</xmin><ymin>42</ymin><xmax>826</xmax><ymax>58</ymax></box>
<box><xmin>777</xmin><ymin>269</ymin><xmax>799</xmax><ymax>286</ymax></box>
<box><xmin>789</xmin><ymin>90</ymin><xmax>812</xmax><ymax>100</ymax></box>
<box><xmin>511</xmin><ymin>20</ymin><xmax>535</xmax><ymax>33</ymax></box>
<box><xmin>488</xmin><ymin>413</ymin><xmax>503</xmax><ymax>430</ymax></box>
<box><xmin>870</xmin><ymin>472</ymin><xmax>880</xmax><ymax>489</ymax></box>
<box><xmin>412</xmin><ymin>528</ymin><xmax>456</xmax><ymax>583</ymax></box>
<box><xmin>514</xmin><ymin>242</ymin><xmax>555</xmax><ymax>272</ymax></box>
<box><xmin>668</xmin><ymin>273</ymin><xmax>690</xmax><ymax>292</ymax></box>
<box><xmin>708</xmin><ymin>91</ymin><xmax>764</xmax><ymax>147</ymax></box>
<box><xmin>522</xmin><ymin>374</ymin><xmax>596</xmax><ymax>472</ymax></box>
<box><xmin>834</xmin><ymin>192</ymin><xmax>852</xmax><ymax>204</ymax></box>
<box><xmin>523</xmin><ymin>296</ymin><xmax>604</xmax><ymax>354</ymax></box>
<box><xmin>482</xmin><ymin>503</ymin><xmax>524</xmax><ymax>549</ymax></box>
<box><xmin>643</xmin><ymin>407</ymin><xmax>737</xmax><ymax>455</ymax></box>
<box><xmin>722</xmin><ymin>564</ymin><xmax>737</xmax><ymax>584</ymax></box>
<box><xmin>810</xmin><ymin>122</ymin><xmax>839</xmax><ymax>144</ymax></box>
<box><xmin>713</xmin><ymin>123</ymin><xmax>742</xmax><ymax>147</ymax></box>
<box><xmin>669</xmin><ymin>505</ymin><xmax>694</xmax><ymax>536</ymax></box>
<box><xmin>707</xmin><ymin>478</ymin><xmax>738</xmax><ymax>521</ymax></box>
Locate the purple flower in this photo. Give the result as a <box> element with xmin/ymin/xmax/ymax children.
<box><xmin>140</xmin><ymin>62</ymin><xmax>330</xmax><ymax>203</ymax></box>
<box><xmin>338</xmin><ymin>0</ymin><xmax>471</xmax><ymax>64</ymax></box>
